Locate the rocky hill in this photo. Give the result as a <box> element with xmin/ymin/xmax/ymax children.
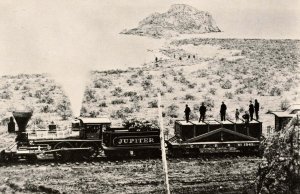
<box><xmin>121</xmin><ymin>4</ymin><xmax>221</xmax><ymax>38</ymax></box>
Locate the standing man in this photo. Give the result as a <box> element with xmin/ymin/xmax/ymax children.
<box><xmin>199</xmin><ymin>103</ymin><xmax>206</xmax><ymax>122</ymax></box>
<box><xmin>184</xmin><ymin>104</ymin><xmax>191</xmax><ymax>123</ymax></box>
<box><xmin>249</xmin><ymin>101</ymin><xmax>254</xmax><ymax>121</ymax></box>
<box><xmin>242</xmin><ymin>111</ymin><xmax>250</xmax><ymax>128</ymax></box>
<box><xmin>254</xmin><ymin>99</ymin><xmax>260</xmax><ymax>120</ymax></box>
<box><xmin>220</xmin><ymin>102</ymin><xmax>227</xmax><ymax>121</ymax></box>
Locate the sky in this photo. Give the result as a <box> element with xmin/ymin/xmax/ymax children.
<box><xmin>0</xmin><ymin>0</ymin><xmax>299</xmax><ymax>75</ymax></box>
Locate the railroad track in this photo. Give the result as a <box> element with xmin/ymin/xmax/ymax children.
<box><xmin>0</xmin><ymin>155</ymin><xmax>262</xmax><ymax>167</ymax></box>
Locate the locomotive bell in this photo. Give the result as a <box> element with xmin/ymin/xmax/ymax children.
<box><xmin>12</xmin><ymin>111</ymin><xmax>33</xmax><ymax>133</ymax></box>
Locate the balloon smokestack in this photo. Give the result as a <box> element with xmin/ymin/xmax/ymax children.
<box><xmin>12</xmin><ymin>111</ymin><xmax>32</xmax><ymax>132</ymax></box>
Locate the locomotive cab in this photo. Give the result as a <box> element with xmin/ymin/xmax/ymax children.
<box><xmin>73</xmin><ymin>117</ymin><xmax>111</xmax><ymax>140</ymax></box>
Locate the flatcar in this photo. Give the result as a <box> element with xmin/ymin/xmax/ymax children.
<box><xmin>166</xmin><ymin>119</ymin><xmax>262</xmax><ymax>156</ymax></box>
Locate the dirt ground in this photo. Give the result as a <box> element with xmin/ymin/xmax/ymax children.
<box><xmin>0</xmin><ymin>157</ymin><xmax>259</xmax><ymax>194</ymax></box>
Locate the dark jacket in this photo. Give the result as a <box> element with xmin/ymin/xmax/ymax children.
<box><xmin>184</xmin><ymin>107</ymin><xmax>191</xmax><ymax>115</ymax></box>
<box><xmin>255</xmin><ymin>102</ymin><xmax>259</xmax><ymax>111</ymax></box>
<box><xmin>242</xmin><ymin>113</ymin><xmax>250</xmax><ymax>122</ymax></box>
<box><xmin>249</xmin><ymin>104</ymin><xmax>254</xmax><ymax>113</ymax></box>
<box><xmin>199</xmin><ymin>105</ymin><xmax>206</xmax><ymax>114</ymax></box>
<box><xmin>220</xmin><ymin>104</ymin><xmax>227</xmax><ymax>113</ymax></box>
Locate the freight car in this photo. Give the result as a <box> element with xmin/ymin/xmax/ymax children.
<box><xmin>0</xmin><ymin>111</ymin><xmax>161</xmax><ymax>162</ymax></box>
<box><xmin>166</xmin><ymin>119</ymin><xmax>262</xmax><ymax>156</ymax></box>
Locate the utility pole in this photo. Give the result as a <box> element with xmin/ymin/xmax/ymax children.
<box><xmin>158</xmin><ymin>93</ymin><xmax>170</xmax><ymax>194</ymax></box>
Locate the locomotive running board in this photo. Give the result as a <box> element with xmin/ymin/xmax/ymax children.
<box><xmin>182</xmin><ymin>127</ymin><xmax>258</xmax><ymax>143</ymax></box>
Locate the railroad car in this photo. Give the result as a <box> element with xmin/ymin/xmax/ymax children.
<box><xmin>166</xmin><ymin>119</ymin><xmax>262</xmax><ymax>156</ymax></box>
<box><xmin>271</xmin><ymin>104</ymin><xmax>300</xmax><ymax>131</ymax></box>
<box><xmin>0</xmin><ymin>111</ymin><xmax>161</xmax><ymax>162</ymax></box>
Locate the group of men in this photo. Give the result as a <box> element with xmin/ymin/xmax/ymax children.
<box><xmin>184</xmin><ymin>99</ymin><xmax>260</xmax><ymax>124</ymax></box>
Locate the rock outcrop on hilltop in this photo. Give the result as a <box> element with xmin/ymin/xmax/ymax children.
<box><xmin>121</xmin><ymin>4</ymin><xmax>221</xmax><ymax>38</ymax></box>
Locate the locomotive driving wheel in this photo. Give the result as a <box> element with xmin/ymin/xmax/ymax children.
<box><xmin>80</xmin><ymin>142</ymin><xmax>99</xmax><ymax>160</ymax></box>
<box><xmin>53</xmin><ymin>142</ymin><xmax>73</xmax><ymax>162</ymax></box>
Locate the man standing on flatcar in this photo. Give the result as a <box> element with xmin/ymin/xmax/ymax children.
<box><xmin>199</xmin><ymin>102</ymin><xmax>206</xmax><ymax>122</ymax></box>
<box><xmin>242</xmin><ymin>111</ymin><xmax>250</xmax><ymax>128</ymax></box>
<box><xmin>249</xmin><ymin>101</ymin><xmax>254</xmax><ymax>121</ymax></box>
<box><xmin>220</xmin><ymin>102</ymin><xmax>227</xmax><ymax>121</ymax></box>
<box><xmin>184</xmin><ymin>104</ymin><xmax>191</xmax><ymax>123</ymax></box>
<box><xmin>254</xmin><ymin>99</ymin><xmax>260</xmax><ymax>120</ymax></box>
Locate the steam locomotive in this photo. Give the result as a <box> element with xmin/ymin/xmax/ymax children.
<box><xmin>1</xmin><ymin>110</ymin><xmax>264</xmax><ymax>162</ymax></box>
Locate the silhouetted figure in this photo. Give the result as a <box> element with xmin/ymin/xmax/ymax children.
<box><xmin>8</xmin><ymin>117</ymin><xmax>15</xmax><ymax>133</ymax></box>
<box><xmin>199</xmin><ymin>103</ymin><xmax>206</xmax><ymax>122</ymax></box>
<box><xmin>179</xmin><ymin>57</ymin><xmax>182</xmax><ymax>60</ymax></box>
<box><xmin>184</xmin><ymin>104</ymin><xmax>191</xmax><ymax>123</ymax></box>
<box><xmin>242</xmin><ymin>111</ymin><xmax>250</xmax><ymax>128</ymax></box>
<box><xmin>220</xmin><ymin>102</ymin><xmax>227</xmax><ymax>121</ymax></box>
<box><xmin>155</xmin><ymin>57</ymin><xmax>158</xmax><ymax>63</ymax></box>
<box><xmin>193</xmin><ymin>55</ymin><xmax>195</xmax><ymax>59</ymax></box>
<box><xmin>249</xmin><ymin>101</ymin><xmax>254</xmax><ymax>121</ymax></box>
<box><xmin>188</xmin><ymin>55</ymin><xmax>190</xmax><ymax>59</ymax></box>
<box><xmin>254</xmin><ymin>99</ymin><xmax>260</xmax><ymax>120</ymax></box>
<box><xmin>235</xmin><ymin>109</ymin><xmax>240</xmax><ymax>121</ymax></box>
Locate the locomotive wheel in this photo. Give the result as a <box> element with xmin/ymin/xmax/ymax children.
<box><xmin>53</xmin><ymin>142</ymin><xmax>73</xmax><ymax>162</ymax></box>
<box><xmin>80</xmin><ymin>142</ymin><xmax>99</xmax><ymax>160</ymax></box>
<box><xmin>26</xmin><ymin>155</ymin><xmax>38</xmax><ymax>163</ymax></box>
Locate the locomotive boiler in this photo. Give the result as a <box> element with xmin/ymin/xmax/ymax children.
<box><xmin>0</xmin><ymin>111</ymin><xmax>161</xmax><ymax>162</ymax></box>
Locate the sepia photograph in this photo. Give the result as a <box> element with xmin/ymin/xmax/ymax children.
<box><xmin>0</xmin><ymin>0</ymin><xmax>299</xmax><ymax>193</ymax></box>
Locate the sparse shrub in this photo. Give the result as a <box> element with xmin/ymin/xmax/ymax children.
<box><xmin>209</xmin><ymin>81</ymin><xmax>213</xmax><ymax>85</ymax></box>
<box><xmin>14</xmin><ymin>85</ymin><xmax>20</xmax><ymax>90</ymax></box>
<box><xmin>201</xmin><ymin>83</ymin><xmax>206</xmax><ymax>88</ymax></box>
<box><xmin>131</xmin><ymin>74</ymin><xmax>138</xmax><ymax>79</ymax></box>
<box><xmin>188</xmin><ymin>83</ymin><xmax>197</xmax><ymax>89</ymax></box>
<box><xmin>80</xmin><ymin>106</ymin><xmax>87</xmax><ymax>115</ymax></box>
<box><xmin>141</xmin><ymin>79</ymin><xmax>152</xmax><ymax>90</ymax></box>
<box><xmin>127</xmin><ymin>79</ymin><xmax>133</xmax><ymax>86</ymax></box>
<box><xmin>148</xmin><ymin>100</ymin><xmax>158</xmax><ymax>108</ymax></box>
<box><xmin>124</xmin><ymin>91</ymin><xmax>137</xmax><ymax>97</ymax></box>
<box><xmin>84</xmin><ymin>88</ymin><xmax>96</xmax><ymax>102</ymax></box>
<box><xmin>225</xmin><ymin>92</ymin><xmax>233</xmax><ymax>99</ymax></box>
<box><xmin>196</xmin><ymin>69</ymin><xmax>208</xmax><ymax>78</ymax></box>
<box><xmin>99</xmin><ymin>102</ymin><xmax>107</xmax><ymax>107</ymax></box>
<box><xmin>220</xmin><ymin>80</ymin><xmax>232</xmax><ymax>89</ymax></box>
<box><xmin>56</xmin><ymin>99</ymin><xmax>72</xmax><ymax>120</ymax></box>
<box><xmin>94</xmin><ymin>78</ymin><xmax>112</xmax><ymax>88</ymax></box>
<box><xmin>38</xmin><ymin>95</ymin><xmax>54</xmax><ymax>104</ymax></box>
<box><xmin>202</xmin><ymin>95</ymin><xmax>215</xmax><ymax>110</ymax></box>
<box><xmin>185</xmin><ymin>94</ymin><xmax>195</xmax><ymax>100</ymax></box>
<box><xmin>1</xmin><ymin>117</ymin><xmax>10</xmax><ymax>126</ymax></box>
<box><xmin>280</xmin><ymin>99</ymin><xmax>290</xmax><ymax>111</ymax></box>
<box><xmin>146</xmin><ymin>74</ymin><xmax>153</xmax><ymax>80</ymax></box>
<box><xmin>40</xmin><ymin>105</ymin><xmax>50</xmax><ymax>113</ymax></box>
<box><xmin>193</xmin><ymin>104</ymin><xmax>200</xmax><ymax>111</ymax></box>
<box><xmin>161</xmin><ymin>80</ymin><xmax>167</xmax><ymax>87</ymax></box>
<box><xmin>111</xmin><ymin>99</ymin><xmax>126</xmax><ymax>105</ymax></box>
<box><xmin>0</xmin><ymin>90</ymin><xmax>11</xmax><ymax>99</ymax></box>
<box><xmin>235</xmin><ymin>87</ymin><xmax>244</xmax><ymax>94</ymax></box>
<box><xmin>270</xmin><ymin>87</ymin><xmax>281</xmax><ymax>96</ymax></box>
<box><xmin>111</xmin><ymin>87</ymin><xmax>123</xmax><ymax>96</ymax></box>
<box><xmin>167</xmin><ymin>104</ymin><xmax>179</xmax><ymax>118</ymax></box>
<box><xmin>209</xmin><ymin>88</ymin><xmax>216</xmax><ymax>95</ymax></box>
<box><xmin>167</xmin><ymin>87</ymin><xmax>174</xmax><ymax>93</ymax></box>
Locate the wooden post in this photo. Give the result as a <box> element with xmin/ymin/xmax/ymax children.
<box><xmin>158</xmin><ymin>93</ymin><xmax>170</xmax><ymax>194</ymax></box>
